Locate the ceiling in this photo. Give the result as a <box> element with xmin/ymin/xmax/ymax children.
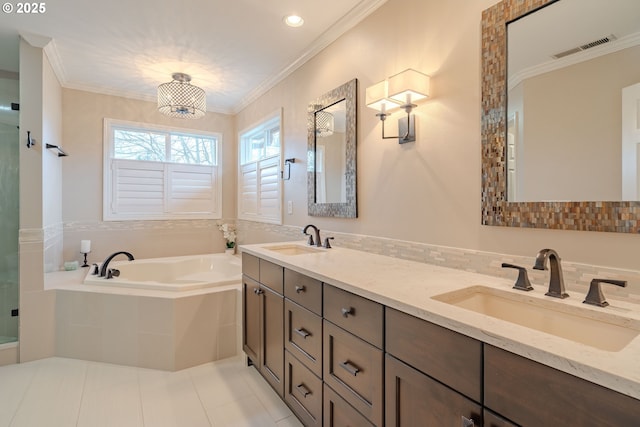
<box><xmin>508</xmin><ymin>0</ymin><xmax>640</xmax><ymax>82</ymax></box>
<box><xmin>0</xmin><ymin>0</ymin><xmax>386</xmax><ymax>114</ymax></box>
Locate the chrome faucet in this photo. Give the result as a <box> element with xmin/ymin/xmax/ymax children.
<box><xmin>302</xmin><ymin>224</ymin><xmax>322</xmax><ymax>247</ymax></box>
<box><xmin>533</xmin><ymin>249</ymin><xmax>568</xmax><ymax>298</ymax></box>
<box><xmin>99</xmin><ymin>251</ymin><xmax>135</xmax><ymax>277</ymax></box>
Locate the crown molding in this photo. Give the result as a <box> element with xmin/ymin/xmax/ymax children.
<box><xmin>233</xmin><ymin>0</ymin><xmax>387</xmax><ymax>114</ymax></box>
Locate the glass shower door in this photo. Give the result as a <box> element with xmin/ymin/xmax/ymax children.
<box><xmin>0</xmin><ymin>76</ymin><xmax>19</xmax><ymax>345</ymax></box>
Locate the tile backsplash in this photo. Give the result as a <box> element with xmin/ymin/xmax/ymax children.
<box><xmin>237</xmin><ymin>220</ymin><xmax>640</xmax><ymax>302</ymax></box>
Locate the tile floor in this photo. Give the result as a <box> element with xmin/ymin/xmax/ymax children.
<box><xmin>0</xmin><ymin>356</ymin><xmax>303</xmax><ymax>427</ymax></box>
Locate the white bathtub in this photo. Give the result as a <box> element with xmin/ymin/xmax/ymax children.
<box><xmin>83</xmin><ymin>253</ymin><xmax>241</xmax><ymax>291</ymax></box>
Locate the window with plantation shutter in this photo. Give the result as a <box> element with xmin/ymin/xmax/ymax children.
<box><xmin>103</xmin><ymin>118</ymin><xmax>222</xmax><ymax>221</ymax></box>
<box><xmin>238</xmin><ymin>111</ymin><xmax>282</xmax><ymax>224</ymax></box>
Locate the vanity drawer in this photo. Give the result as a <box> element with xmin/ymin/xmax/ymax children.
<box><xmin>323</xmin><ymin>285</ymin><xmax>383</xmax><ymax>348</ymax></box>
<box><xmin>284</xmin><ymin>269</ymin><xmax>322</xmax><ymax>315</ymax></box>
<box><xmin>242</xmin><ymin>253</ymin><xmax>259</xmax><ymax>281</ymax></box>
<box><xmin>285</xmin><ymin>350</ymin><xmax>323</xmax><ymax>427</ymax></box>
<box><xmin>323</xmin><ymin>383</ymin><xmax>374</xmax><ymax>427</ymax></box>
<box><xmin>323</xmin><ymin>320</ymin><xmax>383</xmax><ymax>426</ymax></box>
<box><xmin>386</xmin><ymin>308</ymin><xmax>482</xmax><ymax>402</ymax></box>
<box><xmin>285</xmin><ymin>299</ymin><xmax>323</xmax><ymax>377</ymax></box>
<box><xmin>485</xmin><ymin>345</ymin><xmax>640</xmax><ymax>426</ymax></box>
<box><xmin>259</xmin><ymin>259</ymin><xmax>284</xmax><ymax>294</ymax></box>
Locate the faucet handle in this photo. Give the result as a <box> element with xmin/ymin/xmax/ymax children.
<box><xmin>323</xmin><ymin>237</ymin><xmax>334</xmax><ymax>249</ymax></box>
<box><xmin>583</xmin><ymin>278</ymin><xmax>627</xmax><ymax>307</ymax></box>
<box><xmin>501</xmin><ymin>263</ymin><xmax>534</xmax><ymax>291</ymax></box>
<box><xmin>91</xmin><ymin>263</ymin><xmax>100</xmax><ymax>275</ymax></box>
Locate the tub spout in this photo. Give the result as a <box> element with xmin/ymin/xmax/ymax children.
<box><xmin>99</xmin><ymin>251</ymin><xmax>135</xmax><ymax>277</ymax></box>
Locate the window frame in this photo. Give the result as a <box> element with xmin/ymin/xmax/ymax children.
<box><xmin>237</xmin><ymin>110</ymin><xmax>283</xmax><ymax>224</ymax></box>
<box><xmin>103</xmin><ymin>118</ymin><xmax>223</xmax><ymax>221</ymax></box>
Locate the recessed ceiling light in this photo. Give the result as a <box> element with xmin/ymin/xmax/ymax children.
<box><xmin>284</xmin><ymin>15</ymin><xmax>304</xmax><ymax>27</ymax></box>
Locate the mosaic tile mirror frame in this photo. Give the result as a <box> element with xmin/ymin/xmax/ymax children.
<box><xmin>481</xmin><ymin>0</ymin><xmax>640</xmax><ymax>233</ymax></box>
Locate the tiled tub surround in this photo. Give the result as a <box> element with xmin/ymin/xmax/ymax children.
<box><xmin>48</xmin><ymin>268</ymin><xmax>241</xmax><ymax>371</ymax></box>
<box><xmin>241</xmin><ymin>242</ymin><xmax>640</xmax><ymax>401</ymax></box>
<box><xmin>237</xmin><ymin>220</ymin><xmax>640</xmax><ymax>303</ymax></box>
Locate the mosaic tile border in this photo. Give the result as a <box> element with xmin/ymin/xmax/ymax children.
<box><xmin>237</xmin><ymin>220</ymin><xmax>640</xmax><ymax>300</ymax></box>
<box><xmin>63</xmin><ymin>219</ymin><xmax>223</xmax><ymax>232</ymax></box>
<box><xmin>480</xmin><ymin>0</ymin><xmax>640</xmax><ymax>233</ymax></box>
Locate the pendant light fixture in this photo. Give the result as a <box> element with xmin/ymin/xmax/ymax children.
<box><xmin>157</xmin><ymin>73</ymin><xmax>206</xmax><ymax>119</ymax></box>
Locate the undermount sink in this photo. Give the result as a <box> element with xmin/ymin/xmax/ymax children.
<box><xmin>263</xmin><ymin>244</ymin><xmax>324</xmax><ymax>256</ymax></box>
<box><xmin>432</xmin><ymin>286</ymin><xmax>640</xmax><ymax>352</ymax></box>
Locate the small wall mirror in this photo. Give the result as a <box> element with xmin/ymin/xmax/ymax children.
<box><xmin>307</xmin><ymin>79</ymin><xmax>357</xmax><ymax>217</ymax></box>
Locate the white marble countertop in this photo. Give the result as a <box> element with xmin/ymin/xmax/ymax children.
<box><xmin>241</xmin><ymin>241</ymin><xmax>640</xmax><ymax>400</ymax></box>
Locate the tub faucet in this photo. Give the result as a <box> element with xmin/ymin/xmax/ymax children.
<box><xmin>99</xmin><ymin>251</ymin><xmax>135</xmax><ymax>277</ymax></box>
<box><xmin>533</xmin><ymin>248</ymin><xmax>569</xmax><ymax>299</ymax></box>
<box><xmin>302</xmin><ymin>224</ymin><xmax>322</xmax><ymax>247</ymax></box>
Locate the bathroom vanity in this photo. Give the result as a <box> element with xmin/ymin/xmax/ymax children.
<box><xmin>241</xmin><ymin>243</ymin><xmax>640</xmax><ymax>426</ymax></box>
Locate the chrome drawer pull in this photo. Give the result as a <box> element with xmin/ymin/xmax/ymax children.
<box><xmin>295</xmin><ymin>285</ymin><xmax>306</xmax><ymax>293</ymax></box>
<box><xmin>294</xmin><ymin>328</ymin><xmax>311</xmax><ymax>339</ymax></box>
<box><xmin>461</xmin><ymin>416</ymin><xmax>475</xmax><ymax>427</ymax></box>
<box><xmin>296</xmin><ymin>383</ymin><xmax>311</xmax><ymax>398</ymax></box>
<box><xmin>339</xmin><ymin>360</ymin><xmax>360</xmax><ymax>376</ymax></box>
<box><xmin>341</xmin><ymin>307</ymin><xmax>354</xmax><ymax>318</ymax></box>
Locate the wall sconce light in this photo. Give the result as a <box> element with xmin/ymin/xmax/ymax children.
<box><xmin>365</xmin><ymin>68</ymin><xmax>430</xmax><ymax>144</ymax></box>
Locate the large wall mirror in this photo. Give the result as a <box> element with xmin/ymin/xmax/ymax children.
<box><xmin>481</xmin><ymin>0</ymin><xmax>640</xmax><ymax>233</ymax></box>
<box><xmin>307</xmin><ymin>78</ymin><xmax>357</xmax><ymax>217</ymax></box>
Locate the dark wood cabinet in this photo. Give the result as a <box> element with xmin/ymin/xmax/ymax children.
<box><xmin>386</xmin><ymin>308</ymin><xmax>482</xmax><ymax>403</ymax></box>
<box><xmin>385</xmin><ymin>354</ymin><xmax>481</xmax><ymax>427</ymax></box>
<box><xmin>242</xmin><ymin>258</ymin><xmax>285</xmax><ymax>397</ymax></box>
<box><xmin>485</xmin><ymin>345</ymin><xmax>640</xmax><ymax>426</ymax></box>
<box><xmin>483</xmin><ymin>409</ymin><xmax>518</xmax><ymax>427</ymax></box>
<box><xmin>285</xmin><ymin>299</ymin><xmax>323</xmax><ymax>377</ymax></box>
<box><xmin>243</xmin><ymin>252</ymin><xmax>640</xmax><ymax>427</ymax></box>
<box><xmin>285</xmin><ymin>350</ymin><xmax>323</xmax><ymax>426</ymax></box>
<box><xmin>323</xmin><ymin>319</ymin><xmax>384</xmax><ymax>426</ymax></box>
<box><xmin>261</xmin><ymin>285</ymin><xmax>284</xmax><ymax>396</ymax></box>
<box><xmin>323</xmin><ymin>383</ymin><xmax>374</xmax><ymax>427</ymax></box>
<box><xmin>242</xmin><ymin>275</ymin><xmax>261</xmax><ymax>366</ymax></box>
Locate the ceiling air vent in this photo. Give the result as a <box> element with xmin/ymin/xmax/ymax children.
<box><xmin>551</xmin><ymin>34</ymin><xmax>617</xmax><ymax>59</ymax></box>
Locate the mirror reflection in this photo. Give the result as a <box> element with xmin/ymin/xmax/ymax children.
<box><xmin>314</xmin><ymin>100</ymin><xmax>347</xmax><ymax>204</ymax></box>
<box><xmin>506</xmin><ymin>0</ymin><xmax>640</xmax><ymax>202</ymax></box>
<box><xmin>307</xmin><ymin>78</ymin><xmax>357</xmax><ymax>218</ymax></box>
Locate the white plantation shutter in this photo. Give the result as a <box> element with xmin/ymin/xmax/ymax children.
<box><xmin>240</xmin><ymin>162</ymin><xmax>258</xmax><ymax>217</ymax></box>
<box><xmin>239</xmin><ymin>157</ymin><xmax>281</xmax><ymax>223</ymax></box>
<box><xmin>104</xmin><ymin>119</ymin><xmax>222</xmax><ymax>220</ymax></box>
<box><xmin>258</xmin><ymin>157</ymin><xmax>280</xmax><ymax>221</ymax></box>
<box><xmin>238</xmin><ymin>111</ymin><xmax>282</xmax><ymax>224</ymax></box>
<box><xmin>110</xmin><ymin>160</ymin><xmax>164</xmax><ymax>216</ymax></box>
<box><xmin>167</xmin><ymin>164</ymin><xmax>218</xmax><ymax>213</ymax></box>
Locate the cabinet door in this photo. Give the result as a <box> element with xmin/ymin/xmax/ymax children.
<box><xmin>242</xmin><ymin>275</ymin><xmax>261</xmax><ymax>366</ymax></box>
<box><xmin>261</xmin><ymin>285</ymin><xmax>284</xmax><ymax>397</ymax></box>
<box><xmin>485</xmin><ymin>345</ymin><xmax>640</xmax><ymax>426</ymax></box>
<box><xmin>385</xmin><ymin>354</ymin><xmax>481</xmax><ymax>427</ymax></box>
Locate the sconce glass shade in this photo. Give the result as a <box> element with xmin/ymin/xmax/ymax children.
<box><xmin>158</xmin><ymin>73</ymin><xmax>206</xmax><ymax>119</ymax></box>
<box><xmin>387</xmin><ymin>68</ymin><xmax>430</xmax><ymax>105</ymax></box>
<box><xmin>315</xmin><ymin>110</ymin><xmax>335</xmax><ymax>137</ymax></box>
<box><xmin>365</xmin><ymin>80</ymin><xmax>400</xmax><ymax>113</ymax></box>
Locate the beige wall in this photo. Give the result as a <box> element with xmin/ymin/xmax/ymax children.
<box><xmin>61</xmin><ymin>90</ymin><xmax>237</xmax><ymax>262</ymax></box>
<box><xmin>235</xmin><ymin>0</ymin><xmax>640</xmax><ymax>270</ymax></box>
